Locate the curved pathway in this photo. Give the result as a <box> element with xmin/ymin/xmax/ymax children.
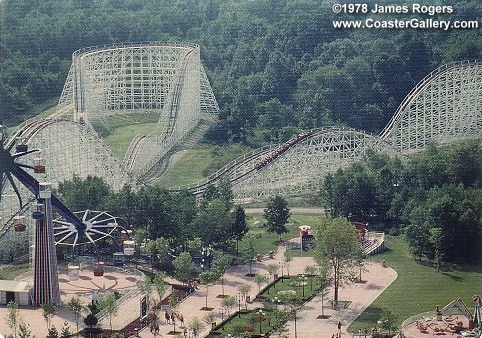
<box><xmin>0</xmin><ymin>242</ymin><xmax>396</xmax><ymax>338</ymax></box>
<box><xmin>137</xmin><ymin>242</ymin><xmax>397</xmax><ymax>338</ymax></box>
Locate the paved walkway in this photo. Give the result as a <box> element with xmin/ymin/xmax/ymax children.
<box><xmin>0</xmin><ymin>265</ymin><xmax>143</xmax><ymax>337</ymax></box>
<box><xmin>137</xmin><ymin>243</ymin><xmax>397</xmax><ymax>338</ymax></box>
<box><xmin>0</xmin><ymin>240</ymin><xmax>396</xmax><ymax>338</ymax></box>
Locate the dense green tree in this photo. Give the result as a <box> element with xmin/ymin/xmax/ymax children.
<box><xmin>296</xmin><ymin>65</ymin><xmax>357</xmax><ymax>128</ymax></box>
<box><xmin>172</xmin><ymin>251</ymin><xmax>196</xmax><ymax>283</ymax></box>
<box><xmin>314</xmin><ymin>216</ymin><xmax>364</xmax><ymax>302</ymax></box>
<box><xmin>429</xmin><ymin>228</ymin><xmax>443</xmax><ymax>272</ymax></box>
<box><xmin>264</xmin><ymin>195</ymin><xmax>290</xmax><ymax>241</ymax></box>
<box><xmin>192</xmin><ymin>198</ymin><xmax>233</xmax><ymax>248</ymax></box>
<box><xmin>216</xmin><ymin>177</ymin><xmax>234</xmax><ymax>210</ymax></box>
<box><xmin>83</xmin><ymin>313</ymin><xmax>98</xmax><ymax>329</ymax></box>
<box><xmin>240</xmin><ymin>235</ymin><xmax>256</xmax><ymax>275</ymax></box>
<box><xmin>322</xmin><ymin>141</ymin><xmax>482</xmax><ymax>265</ymax></box>
<box><xmin>103</xmin><ymin>185</ymin><xmax>138</xmax><ymax>225</ymax></box>
<box><xmin>57</xmin><ymin>175</ymin><xmax>111</xmax><ymax>211</ymax></box>
<box><xmin>1</xmin><ymin>0</ymin><xmax>480</xmax><ymax>135</ymax></box>
<box><xmin>231</xmin><ymin>205</ymin><xmax>248</xmax><ymax>256</ymax></box>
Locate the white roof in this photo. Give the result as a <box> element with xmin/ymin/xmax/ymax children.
<box><xmin>0</xmin><ymin>280</ymin><xmax>31</xmax><ymax>293</ymax></box>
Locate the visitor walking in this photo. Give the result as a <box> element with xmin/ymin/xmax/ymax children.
<box><xmin>179</xmin><ymin>313</ymin><xmax>185</xmax><ymax>327</ymax></box>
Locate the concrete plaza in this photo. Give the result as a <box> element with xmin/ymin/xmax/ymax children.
<box><xmin>0</xmin><ymin>242</ymin><xmax>397</xmax><ymax>338</ymax></box>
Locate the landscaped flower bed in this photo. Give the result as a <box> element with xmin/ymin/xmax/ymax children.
<box><xmin>210</xmin><ymin>308</ymin><xmax>284</xmax><ymax>337</ymax></box>
<box><xmin>258</xmin><ymin>274</ymin><xmax>323</xmax><ymax>303</ymax></box>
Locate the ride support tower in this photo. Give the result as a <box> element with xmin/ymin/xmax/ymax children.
<box><xmin>32</xmin><ymin>183</ymin><xmax>61</xmax><ymax>306</ymax></box>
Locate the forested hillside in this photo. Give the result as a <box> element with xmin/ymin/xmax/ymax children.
<box><xmin>1</xmin><ymin>0</ymin><xmax>481</xmax><ymax>144</ymax></box>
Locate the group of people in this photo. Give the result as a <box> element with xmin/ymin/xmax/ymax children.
<box><xmin>149</xmin><ymin>319</ymin><xmax>160</xmax><ymax>335</ymax></box>
<box><xmin>165</xmin><ymin>311</ymin><xmax>185</xmax><ymax>327</ymax></box>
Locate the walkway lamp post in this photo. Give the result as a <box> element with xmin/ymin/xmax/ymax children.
<box><xmin>279</xmin><ymin>262</ymin><xmax>285</xmax><ymax>281</ymax></box>
<box><xmin>299</xmin><ymin>274</ymin><xmax>306</xmax><ymax>298</ymax></box>
<box><xmin>258</xmin><ymin>309</ymin><xmax>265</xmax><ymax>335</ymax></box>
<box><xmin>219</xmin><ymin>307</ymin><xmax>225</xmax><ymax>321</ymax></box>
<box><xmin>236</xmin><ymin>293</ymin><xmax>241</xmax><ymax>317</ymax></box>
<box><xmin>273</xmin><ymin>296</ymin><xmax>280</xmax><ymax>324</ymax></box>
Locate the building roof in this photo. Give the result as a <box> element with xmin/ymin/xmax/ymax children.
<box><xmin>0</xmin><ymin>280</ymin><xmax>31</xmax><ymax>293</ymax></box>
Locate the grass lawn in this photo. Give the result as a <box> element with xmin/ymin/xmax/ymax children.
<box><xmin>0</xmin><ymin>263</ymin><xmax>30</xmax><ymax>280</ymax></box>
<box><xmin>214</xmin><ymin>308</ymin><xmax>280</xmax><ymax>336</ymax></box>
<box><xmin>157</xmin><ymin>143</ymin><xmax>253</xmax><ymax>188</ymax></box>
<box><xmin>348</xmin><ymin>235</ymin><xmax>482</xmax><ymax>332</ymax></box>
<box><xmin>104</xmin><ymin>122</ymin><xmax>160</xmax><ymax>159</ymax></box>
<box><xmin>239</xmin><ymin>213</ymin><xmax>322</xmax><ymax>257</ymax></box>
<box><xmin>156</xmin><ymin>147</ymin><xmax>214</xmax><ymax>187</ymax></box>
<box><xmin>259</xmin><ymin>275</ymin><xmax>323</xmax><ymax>303</ymax></box>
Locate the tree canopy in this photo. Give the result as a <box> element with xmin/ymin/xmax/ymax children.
<box><xmin>264</xmin><ymin>195</ymin><xmax>290</xmax><ymax>240</ymax></box>
<box><xmin>2</xmin><ymin>0</ymin><xmax>481</xmax><ymax>142</ymax></box>
<box><xmin>313</xmin><ymin>216</ymin><xmax>364</xmax><ymax>302</ymax></box>
<box><xmin>321</xmin><ymin>141</ymin><xmax>482</xmax><ymax>265</ymax></box>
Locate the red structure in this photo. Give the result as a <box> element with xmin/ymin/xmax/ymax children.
<box><xmin>352</xmin><ymin>222</ymin><xmax>367</xmax><ymax>242</ymax></box>
<box><xmin>299</xmin><ymin>225</ymin><xmax>314</xmax><ymax>250</ymax></box>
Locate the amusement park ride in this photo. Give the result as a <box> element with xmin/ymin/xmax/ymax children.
<box><xmin>0</xmin><ymin>44</ymin><xmax>480</xmax><ymax>307</ymax></box>
<box><xmin>0</xmin><ymin>124</ymin><xmax>133</xmax><ymax>304</ymax></box>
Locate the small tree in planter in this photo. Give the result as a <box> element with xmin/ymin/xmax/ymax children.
<box><xmin>238</xmin><ymin>283</ymin><xmax>252</xmax><ymax>310</ymax></box>
<box><xmin>222</xmin><ymin>296</ymin><xmax>236</xmax><ymax>315</ymax></box>
<box><xmin>60</xmin><ymin>321</ymin><xmax>71</xmax><ymax>338</ymax></box>
<box><xmin>98</xmin><ymin>293</ymin><xmax>118</xmax><ymax>334</ymax></box>
<box><xmin>240</xmin><ymin>236</ymin><xmax>256</xmax><ymax>276</ymax></box>
<box><xmin>284</xmin><ymin>250</ymin><xmax>293</xmax><ymax>276</ymax></box>
<box><xmin>203</xmin><ymin>311</ymin><xmax>217</xmax><ymax>330</ymax></box>
<box><xmin>6</xmin><ymin>301</ymin><xmax>20</xmax><ymax>338</ymax></box>
<box><xmin>267</xmin><ymin>263</ymin><xmax>280</xmax><ymax>280</ymax></box>
<box><xmin>67</xmin><ymin>296</ymin><xmax>85</xmax><ymax>334</ymax></box>
<box><xmin>42</xmin><ymin>302</ymin><xmax>56</xmax><ymax>333</ymax></box>
<box><xmin>47</xmin><ymin>325</ymin><xmax>59</xmax><ymax>338</ymax></box>
<box><xmin>199</xmin><ymin>271</ymin><xmax>217</xmax><ymax>310</ymax></box>
<box><xmin>18</xmin><ymin>321</ymin><xmax>33</xmax><ymax>338</ymax></box>
<box><xmin>188</xmin><ymin>317</ymin><xmax>205</xmax><ymax>338</ymax></box>
<box><xmin>304</xmin><ymin>265</ymin><xmax>318</xmax><ymax>291</ymax></box>
<box><xmin>254</xmin><ymin>274</ymin><xmax>268</xmax><ymax>294</ymax></box>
